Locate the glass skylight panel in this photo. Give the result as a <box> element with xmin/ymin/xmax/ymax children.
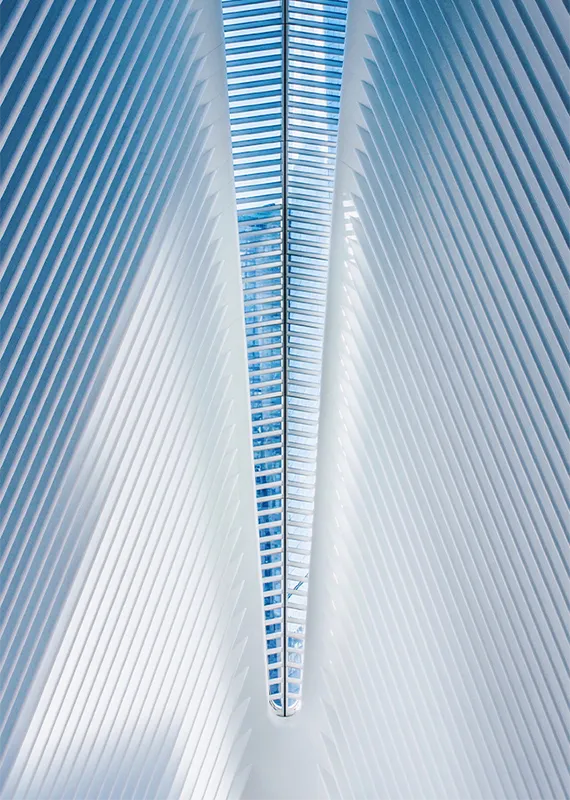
<box><xmin>223</xmin><ymin>0</ymin><xmax>286</xmax><ymax>713</ymax></box>
<box><xmin>223</xmin><ymin>0</ymin><xmax>347</xmax><ymax>715</ymax></box>
<box><xmin>284</xmin><ymin>0</ymin><xmax>347</xmax><ymax>713</ymax></box>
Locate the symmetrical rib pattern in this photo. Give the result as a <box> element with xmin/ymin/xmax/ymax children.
<box><xmin>222</xmin><ymin>0</ymin><xmax>347</xmax><ymax>713</ymax></box>
<box><xmin>0</xmin><ymin>2</ymin><xmax>263</xmax><ymax>798</ymax></box>
<box><xmin>2</xmin><ymin>0</ymin><xmax>568</xmax><ymax>795</ymax></box>
<box><xmin>306</xmin><ymin>0</ymin><xmax>569</xmax><ymax>796</ymax></box>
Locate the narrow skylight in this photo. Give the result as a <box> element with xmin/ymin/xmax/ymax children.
<box><xmin>222</xmin><ymin>0</ymin><xmax>347</xmax><ymax>715</ymax></box>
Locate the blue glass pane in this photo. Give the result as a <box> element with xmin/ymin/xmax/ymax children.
<box><xmin>224</xmin><ymin>0</ymin><xmax>347</xmax><ymax>714</ymax></box>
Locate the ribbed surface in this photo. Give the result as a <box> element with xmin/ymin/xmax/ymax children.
<box><xmin>222</xmin><ymin>0</ymin><xmax>287</xmax><ymax>711</ymax></box>
<box><xmin>307</xmin><ymin>0</ymin><xmax>569</xmax><ymax>797</ymax></box>
<box><xmin>2</xmin><ymin>0</ymin><xmax>568</xmax><ymax>795</ymax></box>
<box><xmin>0</xmin><ymin>2</ymin><xmax>262</xmax><ymax>798</ymax></box>
<box><xmin>222</xmin><ymin>0</ymin><xmax>347</xmax><ymax>713</ymax></box>
<box><xmin>284</xmin><ymin>0</ymin><xmax>348</xmax><ymax>709</ymax></box>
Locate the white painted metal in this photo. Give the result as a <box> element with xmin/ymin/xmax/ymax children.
<box><xmin>1</xmin><ymin>3</ymin><xmax>267</xmax><ymax>798</ymax></box>
<box><xmin>1</xmin><ymin>0</ymin><xmax>568</xmax><ymax>797</ymax></box>
<box><xmin>305</xmin><ymin>0</ymin><xmax>570</xmax><ymax>797</ymax></box>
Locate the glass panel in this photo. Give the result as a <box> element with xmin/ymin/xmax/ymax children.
<box><xmin>223</xmin><ymin>0</ymin><xmax>347</xmax><ymax>715</ymax></box>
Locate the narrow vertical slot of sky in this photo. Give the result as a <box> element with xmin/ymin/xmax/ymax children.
<box><xmin>222</xmin><ymin>0</ymin><xmax>287</xmax><ymax>712</ymax></box>
<box><xmin>222</xmin><ymin>0</ymin><xmax>347</xmax><ymax>714</ymax></box>
<box><xmin>284</xmin><ymin>0</ymin><xmax>348</xmax><ymax>713</ymax></box>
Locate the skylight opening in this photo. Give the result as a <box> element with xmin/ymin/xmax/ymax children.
<box><xmin>223</xmin><ymin>0</ymin><xmax>347</xmax><ymax>716</ymax></box>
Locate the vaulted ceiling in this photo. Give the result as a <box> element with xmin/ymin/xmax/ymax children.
<box><xmin>1</xmin><ymin>1</ymin><xmax>568</xmax><ymax>798</ymax></box>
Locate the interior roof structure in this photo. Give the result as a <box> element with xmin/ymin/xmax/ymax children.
<box><xmin>222</xmin><ymin>0</ymin><xmax>348</xmax><ymax>715</ymax></box>
<box><xmin>1</xmin><ymin>0</ymin><xmax>568</xmax><ymax>798</ymax></box>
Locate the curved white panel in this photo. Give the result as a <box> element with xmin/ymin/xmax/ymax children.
<box><xmin>305</xmin><ymin>0</ymin><xmax>569</xmax><ymax>798</ymax></box>
<box><xmin>1</xmin><ymin>2</ymin><xmax>266</xmax><ymax>798</ymax></box>
<box><xmin>2</xmin><ymin>0</ymin><xmax>568</xmax><ymax>798</ymax></box>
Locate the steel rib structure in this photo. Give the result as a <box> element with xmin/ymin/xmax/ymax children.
<box><xmin>1</xmin><ymin>0</ymin><xmax>569</xmax><ymax>798</ymax></box>
<box><xmin>222</xmin><ymin>0</ymin><xmax>348</xmax><ymax>713</ymax></box>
